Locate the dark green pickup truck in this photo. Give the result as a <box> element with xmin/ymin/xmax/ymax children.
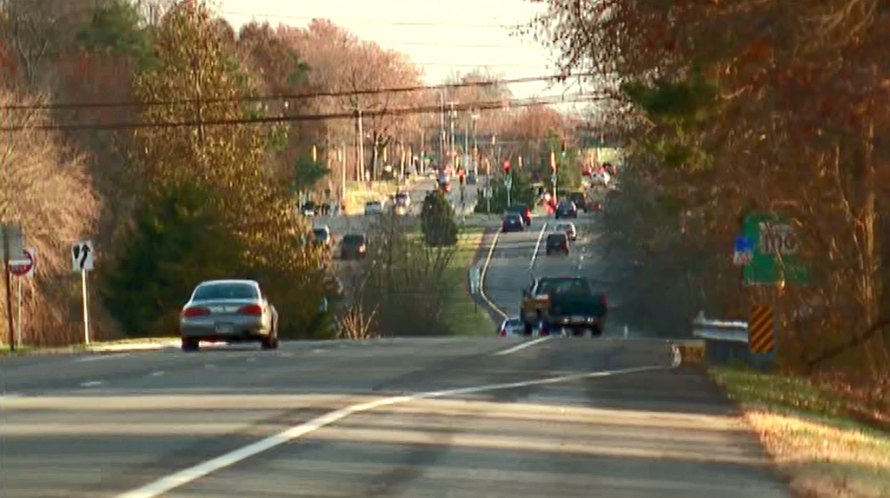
<box><xmin>520</xmin><ymin>277</ymin><xmax>607</xmax><ymax>336</ymax></box>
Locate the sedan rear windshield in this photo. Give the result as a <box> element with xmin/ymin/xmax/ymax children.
<box><xmin>343</xmin><ymin>235</ymin><xmax>366</xmax><ymax>245</ymax></box>
<box><xmin>193</xmin><ymin>283</ymin><xmax>258</xmax><ymax>300</ymax></box>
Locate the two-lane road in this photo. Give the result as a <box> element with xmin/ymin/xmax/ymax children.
<box><xmin>1</xmin><ymin>338</ymin><xmax>784</xmax><ymax>497</ymax></box>
<box><xmin>0</xmin><ymin>204</ymin><xmax>789</xmax><ymax>497</ymax></box>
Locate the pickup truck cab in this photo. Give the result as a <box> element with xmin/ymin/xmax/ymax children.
<box><xmin>520</xmin><ymin>276</ymin><xmax>607</xmax><ymax>337</ymax></box>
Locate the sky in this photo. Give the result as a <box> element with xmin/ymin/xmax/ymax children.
<box><xmin>216</xmin><ymin>0</ymin><xmax>585</xmax><ymax>109</ymax></box>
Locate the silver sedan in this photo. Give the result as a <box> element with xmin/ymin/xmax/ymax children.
<box><xmin>179</xmin><ymin>279</ymin><xmax>279</xmax><ymax>351</ymax></box>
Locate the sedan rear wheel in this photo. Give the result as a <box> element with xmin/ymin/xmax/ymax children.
<box><xmin>261</xmin><ymin>334</ymin><xmax>279</xmax><ymax>350</ymax></box>
<box><xmin>181</xmin><ymin>337</ymin><xmax>200</xmax><ymax>352</ymax></box>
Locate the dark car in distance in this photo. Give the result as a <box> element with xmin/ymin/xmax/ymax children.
<box><xmin>568</xmin><ymin>191</ymin><xmax>588</xmax><ymax>212</ymax></box>
<box><xmin>555</xmin><ymin>200</ymin><xmax>578</xmax><ymax>219</ymax></box>
<box><xmin>502</xmin><ymin>213</ymin><xmax>525</xmax><ymax>232</ymax></box>
<box><xmin>340</xmin><ymin>233</ymin><xmax>368</xmax><ymax>260</ymax></box>
<box><xmin>545</xmin><ymin>232</ymin><xmax>570</xmax><ymax>255</ymax></box>
<box><xmin>505</xmin><ymin>203</ymin><xmax>532</xmax><ymax>226</ymax></box>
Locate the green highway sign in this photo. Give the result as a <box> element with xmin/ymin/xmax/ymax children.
<box><xmin>742</xmin><ymin>214</ymin><xmax>810</xmax><ymax>285</ymax></box>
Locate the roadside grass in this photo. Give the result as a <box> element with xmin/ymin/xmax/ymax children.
<box><xmin>0</xmin><ymin>337</ymin><xmax>180</xmax><ymax>357</ymax></box>
<box><xmin>442</xmin><ymin>227</ymin><xmax>495</xmax><ymax>336</ymax></box>
<box><xmin>712</xmin><ymin>367</ymin><xmax>890</xmax><ymax>498</ymax></box>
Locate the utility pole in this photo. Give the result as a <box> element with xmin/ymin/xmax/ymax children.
<box><xmin>356</xmin><ymin>109</ymin><xmax>364</xmax><ymax>182</ymax></box>
<box><xmin>464</xmin><ymin>114</ymin><xmax>470</xmax><ymax>171</ymax></box>
<box><xmin>420</xmin><ymin>128</ymin><xmax>425</xmax><ymax>173</ymax></box>
<box><xmin>439</xmin><ymin>91</ymin><xmax>445</xmax><ymax>169</ymax></box>
<box><xmin>339</xmin><ymin>143</ymin><xmax>346</xmax><ymax>213</ymax></box>
<box><xmin>449</xmin><ymin>102</ymin><xmax>456</xmax><ymax>169</ymax></box>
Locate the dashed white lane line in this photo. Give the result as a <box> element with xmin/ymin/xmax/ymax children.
<box><xmin>76</xmin><ymin>353</ymin><xmax>132</xmax><ymax>362</ymax></box>
<box><xmin>148</xmin><ymin>371</ymin><xmax>165</xmax><ymax>377</ymax></box>
<box><xmin>79</xmin><ymin>381</ymin><xmax>104</xmax><ymax>388</ymax></box>
<box><xmin>492</xmin><ymin>336</ymin><xmax>552</xmax><ymax>356</ymax></box>
<box><xmin>116</xmin><ymin>363</ymin><xmax>671</xmax><ymax>498</ymax></box>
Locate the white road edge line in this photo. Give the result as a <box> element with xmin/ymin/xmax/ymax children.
<box><xmin>492</xmin><ymin>335</ymin><xmax>552</xmax><ymax>356</ymax></box>
<box><xmin>79</xmin><ymin>381</ymin><xmax>104</xmax><ymax>388</ymax></box>
<box><xmin>478</xmin><ymin>229</ymin><xmax>507</xmax><ymax>319</ymax></box>
<box><xmin>529</xmin><ymin>222</ymin><xmax>549</xmax><ymax>270</ymax></box>
<box><xmin>116</xmin><ymin>363</ymin><xmax>672</xmax><ymax>498</ymax></box>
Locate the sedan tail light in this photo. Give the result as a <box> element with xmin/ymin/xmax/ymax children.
<box><xmin>239</xmin><ymin>304</ymin><xmax>263</xmax><ymax>315</ymax></box>
<box><xmin>182</xmin><ymin>306</ymin><xmax>210</xmax><ymax>318</ymax></box>
<box><xmin>600</xmin><ymin>295</ymin><xmax>608</xmax><ymax>307</ymax></box>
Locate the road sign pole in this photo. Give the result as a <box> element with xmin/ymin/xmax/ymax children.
<box><xmin>15</xmin><ymin>275</ymin><xmax>22</xmax><ymax>347</ymax></box>
<box><xmin>81</xmin><ymin>269</ymin><xmax>90</xmax><ymax>345</ymax></box>
<box><xmin>2</xmin><ymin>225</ymin><xmax>14</xmax><ymax>352</ymax></box>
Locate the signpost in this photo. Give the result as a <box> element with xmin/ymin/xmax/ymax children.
<box><xmin>732</xmin><ymin>235</ymin><xmax>754</xmax><ymax>267</ymax></box>
<box><xmin>738</xmin><ymin>214</ymin><xmax>810</xmax><ymax>363</ymax></box>
<box><xmin>742</xmin><ymin>214</ymin><xmax>809</xmax><ymax>285</ymax></box>
<box><xmin>72</xmin><ymin>240</ymin><xmax>95</xmax><ymax>344</ymax></box>
<box><xmin>504</xmin><ymin>174</ymin><xmax>513</xmax><ymax>206</ymax></box>
<box><xmin>9</xmin><ymin>248</ymin><xmax>35</xmax><ymax>347</ymax></box>
<box><xmin>1</xmin><ymin>223</ymin><xmax>24</xmax><ymax>351</ymax></box>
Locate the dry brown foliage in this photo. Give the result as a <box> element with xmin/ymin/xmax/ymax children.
<box><xmin>0</xmin><ymin>90</ymin><xmax>99</xmax><ymax>346</ymax></box>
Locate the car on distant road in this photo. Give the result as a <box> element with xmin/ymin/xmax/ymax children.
<box><xmin>505</xmin><ymin>203</ymin><xmax>532</xmax><ymax>226</ymax></box>
<box><xmin>300</xmin><ymin>201</ymin><xmax>316</xmax><ymax>217</ymax></box>
<box><xmin>312</xmin><ymin>225</ymin><xmax>334</xmax><ymax>247</ymax></box>
<box><xmin>553</xmin><ymin>222</ymin><xmax>577</xmax><ymax>241</ymax></box>
<box><xmin>520</xmin><ymin>276</ymin><xmax>607</xmax><ymax>336</ymax></box>
<box><xmin>395</xmin><ymin>191</ymin><xmax>411</xmax><ymax>208</ymax></box>
<box><xmin>568</xmin><ymin>191</ymin><xmax>588</xmax><ymax>212</ymax></box>
<box><xmin>179</xmin><ymin>279</ymin><xmax>279</xmax><ymax>351</ymax></box>
<box><xmin>555</xmin><ymin>200</ymin><xmax>578</xmax><ymax>219</ymax></box>
<box><xmin>497</xmin><ymin>316</ymin><xmax>525</xmax><ymax>337</ymax></box>
<box><xmin>545</xmin><ymin>232</ymin><xmax>570</xmax><ymax>255</ymax></box>
<box><xmin>591</xmin><ymin>170</ymin><xmax>611</xmax><ymax>187</ymax></box>
<box><xmin>502</xmin><ymin>213</ymin><xmax>525</xmax><ymax>232</ymax></box>
<box><xmin>341</xmin><ymin>233</ymin><xmax>368</xmax><ymax>260</ymax></box>
<box><xmin>364</xmin><ymin>200</ymin><xmax>384</xmax><ymax>215</ymax></box>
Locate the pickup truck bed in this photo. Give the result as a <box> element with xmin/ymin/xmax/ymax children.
<box><xmin>521</xmin><ymin>277</ymin><xmax>607</xmax><ymax>336</ymax></box>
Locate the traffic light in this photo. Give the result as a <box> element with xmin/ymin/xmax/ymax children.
<box><xmin>503</xmin><ymin>160</ymin><xmax>511</xmax><ymax>174</ymax></box>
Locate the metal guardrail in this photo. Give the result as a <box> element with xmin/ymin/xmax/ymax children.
<box><xmin>691</xmin><ymin>315</ymin><xmax>748</xmax><ymax>343</ymax></box>
<box><xmin>690</xmin><ymin>312</ymin><xmax>773</xmax><ymax>369</ymax></box>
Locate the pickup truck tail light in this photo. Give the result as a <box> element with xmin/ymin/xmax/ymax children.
<box><xmin>239</xmin><ymin>304</ymin><xmax>263</xmax><ymax>315</ymax></box>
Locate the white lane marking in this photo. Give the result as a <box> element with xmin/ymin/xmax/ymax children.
<box><xmin>246</xmin><ymin>357</ymin><xmax>257</xmax><ymax>363</ymax></box>
<box><xmin>116</xmin><ymin>363</ymin><xmax>670</xmax><ymax>498</ymax></box>
<box><xmin>149</xmin><ymin>370</ymin><xmax>165</xmax><ymax>377</ymax></box>
<box><xmin>492</xmin><ymin>336</ymin><xmax>552</xmax><ymax>356</ymax></box>
<box><xmin>529</xmin><ymin>222</ymin><xmax>549</xmax><ymax>270</ymax></box>
<box><xmin>478</xmin><ymin>229</ymin><xmax>508</xmax><ymax>319</ymax></box>
<box><xmin>76</xmin><ymin>353</ymin><xmax>132</xmax><ymax>362</ymax></box>
<box><xmin>79</xmin><ymin>381</ymin><xmax>104</xmax><ymax>388</ymax></box>
<box><xmin>204</xmin><ymin>364</ymin><xmax>217</xmax><ymax>369</ymax></box>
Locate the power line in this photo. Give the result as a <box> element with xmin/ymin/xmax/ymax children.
<box><xmin>0</xmin><ymin>94</ymin><xmax>610</xmax><ymax>132</ymax></box>
<box><xmin>3</xmin><ymin>72</ymin><xmax>586</xmax><ymax>111</ymax></box>
<box><xmin>221</xmin><ymin>11</ymin><xmax>520</xmax><ymax>29</ymax></box>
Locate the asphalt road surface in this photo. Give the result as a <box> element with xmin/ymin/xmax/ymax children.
<box><xmin>0</xmin><ymin>201</ymin><xmax>788</xmax><ymax>498</ymax></box>
<box><xmin>0</xmin><ymin>338</ymin><xmax>785</xmax><ymax>498</ymax></box>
